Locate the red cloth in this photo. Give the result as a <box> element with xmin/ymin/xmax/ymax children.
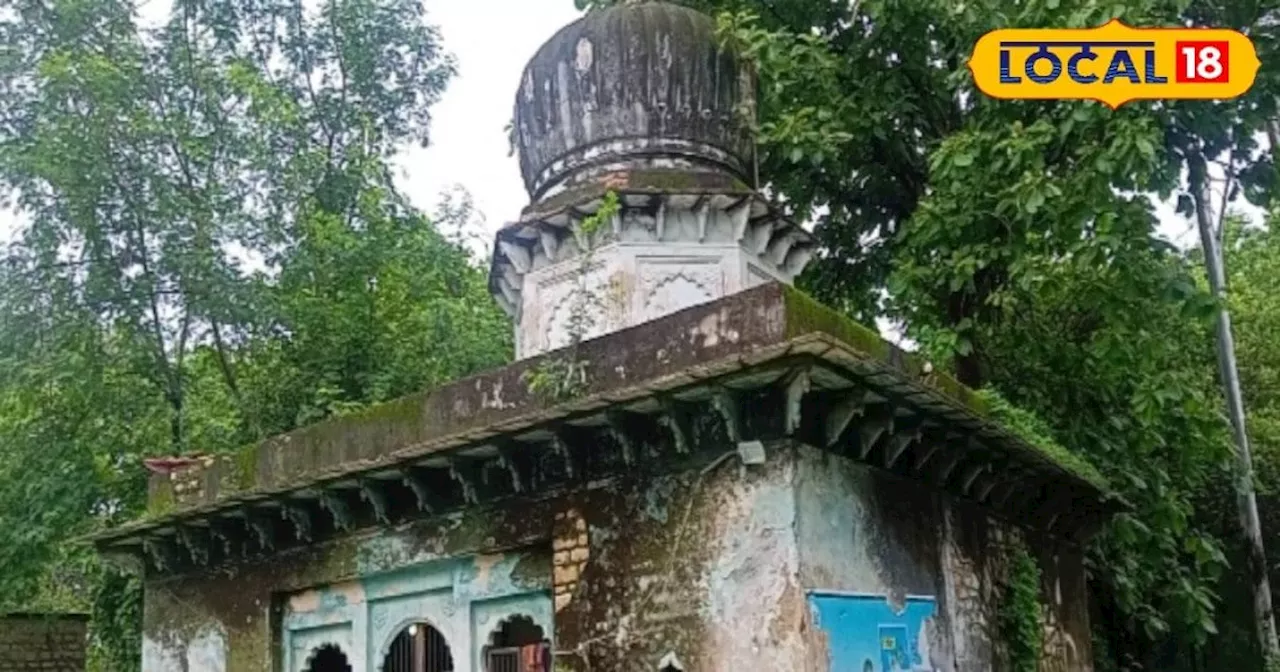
<box><xmin>520</xmin><ymin>644</ymin><xmax>544</xmax><ymax>672</ymax></box>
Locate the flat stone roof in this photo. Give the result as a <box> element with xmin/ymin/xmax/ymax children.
<box><xmin>90</xmin><ymin>283</ymin><xmax>1119</xmax><ymax>568</ymax></box>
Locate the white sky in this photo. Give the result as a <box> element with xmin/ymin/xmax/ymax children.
<box><xmin>401</xmin><ymin>1</ymin><xmax>1218</xmax><ymax>249</ymax></box>
<box><xmin>396</xmin><ymin>0</ymin><xmax>583</xmax><ymax>242</ymax></box>
<box><xmin>0</xmin><ymin>0</ymin><xmax>1242</xmax><ymax>265</ymax></box>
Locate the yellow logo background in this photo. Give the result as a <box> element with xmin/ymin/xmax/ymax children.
<box><xmin>968</xmin><ymin>19</ymin><xmax>1259</xmax><ymax>108</ymax></box>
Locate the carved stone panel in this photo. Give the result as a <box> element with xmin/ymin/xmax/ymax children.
<box><xmin>537</xmin><ymin>261</ymin><xmax>619</xmax><ymax>354</ymax></box>
<box><xmin>637</xmin><ymin>258</ymin><xmax>723</xmax><ymax>323</ymax></box>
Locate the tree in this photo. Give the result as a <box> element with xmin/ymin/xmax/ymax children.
<box><xmin>641</xmin><ymin>0</ymin><xmax>1280</xmax><ymax>665</ymax></box>
<box><xmin>1228</xmin><ymin>218</ymin><xmax>1280</xmax><ymax>496</ymax></box>
<box><xmin>0</xmin><ymin>0</ymin><xmax>508</xmax><ymax>667</ymax></box>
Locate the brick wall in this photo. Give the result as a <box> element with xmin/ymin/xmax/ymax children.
<box><xmin>552</xmin><ymin>507</ymin><xmax>590</xmax><ymax>613</ymax></box>
<box><xmin>0</xmin><ymin>614</ymin><xmax>87</xmax><ymax>672</ymax></box>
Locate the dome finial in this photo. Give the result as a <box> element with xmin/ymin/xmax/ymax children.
<box><xmin>513</xmin><ymin>1</ymin><xmax>756</xmax><ymax>201</ymax></box>
<box><xmin>491</xmin><ymin>1</ymin><xmax>813</xmax><ymax>362</ymax></box>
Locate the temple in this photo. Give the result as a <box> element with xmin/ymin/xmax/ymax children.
<box><xmin>91</xmin><ymin>3</ymin><xmax>1118</xmax><ymax>671</ymax></box>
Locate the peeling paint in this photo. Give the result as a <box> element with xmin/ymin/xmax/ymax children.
<box><xmin>143</xmin><ymin>625</ymin><xmax>227</xmax><ymax>672</ymax></box>
<box><xmin>140</xmin><ymin>442</ymin><xmax>1093</xmax><ymax>672</ymax></box>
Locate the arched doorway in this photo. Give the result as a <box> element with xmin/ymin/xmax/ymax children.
<box><xmin>306</xmin><ymin>644</ymin><xmax>353</xmax><ymax>672</ymax></box>
<box><xmin>382</xmin><ymin>622</ymin><xmax>454</xmax><ymax>672</ymax></box>
<box><xmin>483</xmin><ymin>615</ymin><xmax>550</xmax><ymax>672</ymax></box>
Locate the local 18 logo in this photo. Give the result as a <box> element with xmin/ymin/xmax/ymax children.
<box><xmin>968</xmin><ymin>19</ymin><xmax>1260</xmax><ymax>108</ymax></box>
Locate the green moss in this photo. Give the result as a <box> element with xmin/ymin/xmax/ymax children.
<box><xmin>781</xmin><ymin>285</ymin><xmax>893</xmax><ymax>361</ymax></box>
<box><xmin>146</xmin><ymin>482</ymin><xmax>176</xmax><ymax>518</ymax></box>
<box><xmin>346</xmin><ymin>392</ymin><xmax>428</xmax><ymax>425</ymax></box>
<box><xmin>233</xmin><ymin>443</ymin><xmax>260</xmax><ymax>491</ymax></box>
<box><xmin>782</xmin><ymin>285</ymin><xmax>993</xmax><ymax>413</ymax></box>
<box><xmin>256</xmin><ymin>392</ymin><xmax>431</xmax><ymax>483</ymax></box>
<box><xmin>781</xmin><ymin>285</ymin><xmax>1107</xmax><ymax>491</ymax></box>
<box><xmin>975</xmin><ymin>388</ymin><xmax>1109</xmax><ymax>490</ymax></box>
<box><xmin>929</xmin><ymin>372</ymin><xmax>993</xmax><ymax>417</ymax></box>
<box><xmin>626</xmin><ymin>169</ymin><xmax>751</xmax><ymax>193</ymax></box>
<box><xmin>447</xmin><ymin>507</ymin><xmax>497</xmax><ymax>550</ymax></box>
<box><xmin>525</xmin><ymin>169</ymin><xmax>751</xmax><ymax>220</ymax></box>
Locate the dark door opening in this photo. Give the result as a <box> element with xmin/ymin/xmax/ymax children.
<box><xmin>484</xmin><ymin>615</ymin><xmax>550</xmax><ymax>672</ymax></box>
<box><xmin>306</xmin><ymin>644</ymin><xmax>353</xmax><ymax>672</ymax></box>
<box><xmin>383</xmin><ymin>622</ymin><xmax>455</xmax><ymax>672</ymax></box>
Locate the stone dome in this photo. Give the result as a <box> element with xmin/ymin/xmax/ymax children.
<box><xmin>514</xmin><ymin>1</ymin><xmax>756</xmax><ymax>202</ymax></box>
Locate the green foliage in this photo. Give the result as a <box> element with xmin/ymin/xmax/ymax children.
<box><xmin>247</xmin><ymin>162</ymin><xmax>510</xmax><ymax>431</ymax></box>
<box><xmin>523</xmin><ymin>191</ymin><xmax>620</xmax><ymax>403</ymax></box>
<box><xmin>522</xmin><ymin>355</ymin><xmax>591</xmax><ymax>404</ymax></box>
<box><xmin>680</xmin><ymin>0</ymin><xmax>1280</xmax><ymax>664</ymax></box>
<box><xmin>0</xmin><ymin>0</ymin><xmax>507</xmax><ymax>666</ymax></box>
<box><xmin>975</xmin><ymin>388</ymin><xmax>1107</xmax><ymax>490</ymax></box>
<box><xmin>1226</xmin><ymin>218</ymin><xmax>1280</xmax><ymax>495</ymax></box>
<box><xmin>1002</xmin><ymin>542</ymin><xmax>1044</xmax><ymax>672</ymax></box>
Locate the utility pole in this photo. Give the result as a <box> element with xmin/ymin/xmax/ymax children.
<box><xmin>1190</xmin><ymin>154</ymin><xmax>1280</xmax><ymax>662</ymax></box>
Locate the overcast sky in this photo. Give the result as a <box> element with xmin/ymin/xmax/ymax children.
<box><xmin>0</xmin><ymin>0</ymin><xmax>1228</xmax><ymax>256</ymax></box>
<box><xmin>397</xmin><ymin>1</ymin><xmax>583</xmax><ymax>244</ymax></box>
<box><xmin>402</xmin><ymin>1</ymin><xmax>1212</xmax><ymax>249</ymax></box>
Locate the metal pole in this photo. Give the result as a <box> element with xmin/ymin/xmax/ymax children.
<box><xmin>1192</xmin><ymin>161</ymin><xmax>1280</xmax><ymax>660</ymax></box>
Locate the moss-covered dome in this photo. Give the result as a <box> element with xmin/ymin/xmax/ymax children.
<box><xmin>513</xmin><ymin>1</ymin><xmax>756</xmax><ymax>201</ymax></box>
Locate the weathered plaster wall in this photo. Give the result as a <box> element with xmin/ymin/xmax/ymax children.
<box><xmin>793</xmin><ymin>443</ymin><xmax>1093</xmax><ymax>672</ymax></box>
<box><xmin>279</xmin><ymin>553</ymin><xmax>552</xmax><ymax>672</ymax></box>
<box><xmin>142</xmin><ymin>443</ymin><xmax>1094</xmax><ymax>672</ymax></box>
<box><xmin>143</xmin><ymin>448</ymin><xmax>812</xmax><ymax>672</ymax></box>
<box><xmin>553</xmin><ymin>445</ymin><xmax>809</xmax><ymax>672</ymax></box>
<box><xmin>141</xmin><ymin>496</ymin><xmax>558</xmax><ymax>671</ymax></box>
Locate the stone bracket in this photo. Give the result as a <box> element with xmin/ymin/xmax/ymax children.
<box><xmin>825</xmin><ymin>390</ymin><xmax>867</xmax><ymax>447</ymax></box>
<box><xmin>243</xmin><ymin>508</ymin><xmax>275</xmax><ymax>552</ymax></box>
<box><xmin>550</xmin><ymin>431</ymin><xmax>581</xmax><ymax>480</ymax></box>
<box><xmin>281</xmin><ymin>503</ymin><xmax>312</xmax><ymax>542</ymax></box>
<box><xmin>449</xmin><ymin>459</ymin><xmax>484</xmax><ymax>506</ymax></box>
<box><xmin>540</xmin><ymin>228</ymin><xmax>561</xmax><ymax>263</ymax></box>
<box><xmin>143</xmin><ymin>537</ymin><xmax>178</xmax><ymax>573</ymax></box>
<box><xmin>359</xmin><ymin>479</ymin><xmax>392</xmax><ymax>524</ymax></box>
<box><xmin>1035</xmin><ymin>490</ymin><xmax>1076</xmax><ymax>533</ymax></box>
<box><xmin>884</xmin><ymin>425</ymin><xmax>922</xmax><ymax>470</ymax></box>
<box><xmin>400</xmin><ymin>467</ymin><xmax>437</xmax><ymax>513</ymax></box>
<box><xmin>319</xmin><ymin>492</ymin><xmax>353</xmax><ymax>531</ymax></box>
<box><xmin>696</xmin><ymin>197</ymin><xmax>713</xmax><ymax>241</ymax></box>
<box><xmin>656</xmin><ymin>395</ymin><xmax>693</xmax><ymax>455</ymax></box>
<box><xmin>990</xmin><ymin>481</ymin><xmax>1020</xmax><ymax>509</ymax></box>
<box><xmin>783</xmin><ymin>367</ymin><xmax>812</xmax><ymax>436</ymax></box>
<box><xmin>208</xmin><ymin>520</ymin><xmax>236</xmax><ymax>557</ymax></box>
<box><xmin>959</xmin><ymin>464</ymin><xmax>989</xmax><ymax>496</ymax></box>
<box><xmin>934</xmin><ymin>446</ymin><xmax>968</xmax><ymax>487</ymax></box>
<box><xmin>176</xmin><ymin>526</ymin><xmax>209</xmax><ymax>566</ymax></box>
<box><xmin>495</xmin><ymin>443</ymin><xmax>530</xmax><ymax>493</ymax></box>
<box><xmin>711</xmin><ymin>386</ymin><xmax>741</xmax><ymax>443</ymax></box>
<box><xmin>604</xmin><ymin>411</ymin><xmax>638</xmax><ymax>466</ymax></box>
<box><xmin>857</xmin><ymin>405</ymin><xmax>896</xmax><ymax>459</ymax></box>
<box><xmin>974</xmin><ymin>475</ymin><xmax>1001</xmax><ymax>503</ymax></box>
<box><xmin>912</xmin><ymin>441</ymin><xmax>942</xmax><ymax>473</ymax></box>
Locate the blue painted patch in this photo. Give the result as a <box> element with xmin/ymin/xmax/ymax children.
<box><xmin>808</xmin><ymin>592</ymin><xmax>937</xmax><ymax>672</ymax></box>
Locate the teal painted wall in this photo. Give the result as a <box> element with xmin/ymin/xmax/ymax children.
<box><xmin>282</xmin><ymin>551</ymin><xmax>552</xmax><ymax>672</ymax></box>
